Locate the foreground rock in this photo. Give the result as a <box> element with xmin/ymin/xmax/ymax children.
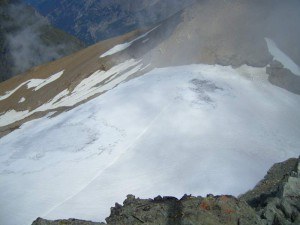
<box><xmin>32</xmin><ymin>218</ymin><xmax>104</xmax><ymax>225</ymax></box>
<box><xmin>106</xmin><ymin>195</ymin><xmax>262</xmax><ymax>225</ymax></box>
<box><xmin>241</xmin><ymin>157</ymin><xmax>300</xmax><ymax>225</ymax></box>
<box><xmin>32</xmin><ymin>157</ymin><xmax>300</xmax><ymax>225</ymax></box>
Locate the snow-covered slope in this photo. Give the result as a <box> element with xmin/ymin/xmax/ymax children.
<box><xmin>1</xmin><ymin>64</ymin><xmax>300</xmax><ymax>225</ymax></box>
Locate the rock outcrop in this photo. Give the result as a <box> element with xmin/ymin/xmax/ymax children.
<box><xmin>241</xmin><ymin>157</ymin><xmax>300</xmax><ymax>225</ymax></box>
<box><xmin>105</xmin><ymin>194</ymin><xmax>262</xmax><ymax>225</ymax></box>
<box><xmin>267</xmin><ymin>61</ymin><xmax>300</xmax><ymax>95</ymax></box>
<box><xmin>32</xmin><ymin>218</ymin><xmax>104</xmax><ymax>225</ymax></box>
<box><xmin>32</xmin><ymin>157</ymin><xmax>300</xmax><ymax>225</ymax></box>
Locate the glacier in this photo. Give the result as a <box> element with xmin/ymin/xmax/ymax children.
<box><xmin>0</xmin><ymin>64</ymin><xmax>300</xmax><ymax>225</ymax></box>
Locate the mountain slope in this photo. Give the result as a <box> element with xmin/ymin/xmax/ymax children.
<box><xmin>24</xmin><ymin>0</ymin><xmax>195</xmax><ymax>44</ymax></box>
<box><xmin>0</xmin><ymin>0</ymin><xmax>84</xmax><ymax>82</ymax></box>
<box><xmin>1</xmin><ymin>0</ymin><xmax>300</xmax><ymax>134</ymax></box>
<box><xmin>0</xmin><ymin>1</ymin><xmax>300</xmax><ymax>225</ymax></box>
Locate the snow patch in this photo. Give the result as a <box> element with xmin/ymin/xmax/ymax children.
<box><xmin>0</xmin><ymin>60</ymin><xmax>145</xmax><ymax>127</ymax></box>
<box><xmin>0</xmin><ymin>71</ymin><xmax>64</xmax><ymax>102</ymax></box>
<box><xmin>37</xmin><ymin>59</ymin><xmax>145</xmax><ymax>109</ymax></box>
<box><xmin>100</xmin><ymin>26</ymin><xmax>159</xmax><ymax>58</ymax></box>
<box><xmin>142</xmin><ymin>38</ymin><xmax>150</xmax><ymax>43</ymax></box>
<box><xmin>265</xmin><ymin>38</ymin><xmax>300</xmax><ymax>76</ymax></box>
<box><xmin>18</xmin><ymin>97</ymin><xmax>25</xmax><ymax>103</ymax></box>
<box><xmin>0</xmin><ymin>109</ymin><xmax>29</xmax><ymax>127</ymax></box>
<box><xmin>0</xmin><ymin>81</ymin><xmax>30</xmax><ymax>101</ymax></box>
<box><xmin>27</xmin><ymin>71</ymin><xmax>64</xmax><ymax>91</ymax></box>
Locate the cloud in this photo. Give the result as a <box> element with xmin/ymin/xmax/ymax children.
<box><xmin>1</xmin><ymin>1</ymin><xmax>80</xmax><ymax>80</ymax></box>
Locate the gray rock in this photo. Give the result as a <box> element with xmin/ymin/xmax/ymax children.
<box><xmin>31</xmin><ymin>218</ymin><xmax>104</xmax><ymax>225</ymax></box>
<box><xmin>106</xmin><ymin>194</ymin><xmax>263</xmax><ymax>225</ymax></box>
<box><xmin>241</xmin><ymin>157</ymin><xmax>300</xmax><ymax>225</ymax></box>
<box><xmin>267</xmin><ymin>61</ymin><xmax>300</xmax><ymax>95</ymax></box>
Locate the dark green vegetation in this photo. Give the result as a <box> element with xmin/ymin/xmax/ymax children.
<box><xmin>32</xmin><ymin>157</ymin><xmax>300</xmax><ymax>225</ymax></box>
<box><xmin>0</xmin><ymin>0</ymin><xmax>84</xmax><ymax>82</ymax></box>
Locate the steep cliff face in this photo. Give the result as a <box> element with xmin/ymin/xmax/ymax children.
<box><xmin>24</xmin><ymin>0</ymin><xmax>195</xmax><ymax>44</ymax></box>
<box><xmin>0</xmin><ymin>0</ymin><xmax>84</xmax><ymax>82</ymax></box>
<box><xmin>31</xmin><ymin>157</ymin><xmax>300</xmax><ymax>225</ymax></box>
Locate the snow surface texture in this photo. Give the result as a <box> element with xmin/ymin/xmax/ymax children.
<box><xmin>100</xmin><ymin>26</ymin><xmax>159</xmax><ymax>58</ymax></box>
<box><xmin>0</xmin><ymin>71</ymin><xmax>64</xmax><ymax>102</ymax></box>
<box><xmin>0</xmin><ymin>64</ymin><xmax>300</xmax><ymax>225</ymax></box>
<box><xmin>0</xmin><ymin>60</ymin><xmax>146</xmax><ymax>127</ymax></box>
<box><xmin>265</xmin><ymin>38</ymin><xmax>300</xmax><ymax>76</ymax></box>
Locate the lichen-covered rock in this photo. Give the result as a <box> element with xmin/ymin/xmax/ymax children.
<box><xmin>106</xmin><ymin>194</ymin><xmax>263</xmax><ymax>225</ymax></box>
<box><xmin>31</xmin><ymin>218</ymin><xmax>104</xmax><ymax>225</ymax></box>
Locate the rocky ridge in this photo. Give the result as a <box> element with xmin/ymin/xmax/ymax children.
<box><xmin>32</xmin><ymin>157</ymin><xmax>300</xmax><ymax>225</ymax></box>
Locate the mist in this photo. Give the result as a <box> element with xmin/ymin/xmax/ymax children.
<box><xmin>0</xmin><ymin>1</ymin><xmax>82</xmax><ymax>82</ymax></box>
<box><xmin>130</xmin><ymin>0</ymin><xmax>300</xmax><ymax>70</ymax></box>
<box><xmin>133</xmin><ymin>0</ymin><xmax>196</xmax><ymax>28</ymax></box>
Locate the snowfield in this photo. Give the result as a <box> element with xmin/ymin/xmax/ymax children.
<box><xmin>0</xmin><ymin>64</ymin><xmax>300</xmax><ymax>225</ymax></box>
